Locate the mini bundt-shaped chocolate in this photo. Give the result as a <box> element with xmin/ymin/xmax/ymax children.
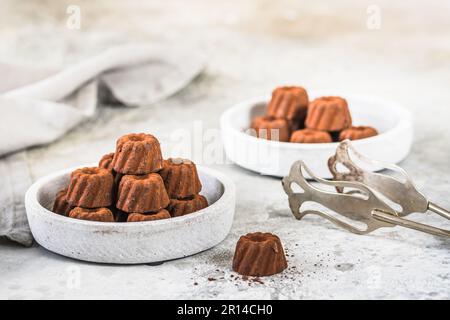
<box><xmin>267</xmin><ymin>86</ymin><xmax>309</xmax><ymax>124</ymax></box>
<box><xmin>250</xmin><ymin>116</ymin><xmax>290</xmax><ymax>142</ymax></box>
<box><xmin>127</xmin><ymin>209</ymin><xmax>171</xmax><ymax>222</ymax></box>
<box><xmin>66</xmin><ymin>167</ymin><xmax>114</xmax><ymax>208</ymax></box>
<box><xmin>232</xmin><ymin>232</ymin><xmax>288</xmax><ymax>277</ymax></box>
<box><xmin>52</xmin><ymin>188</ymin><xmax>72</xmax><ymax>216</ymax></box>
<box><xmin>305</xmin><ymin>96</ymin><xmax>352</xmax><ymax>131</ymax></box>
<box><xmin>159</xmin><ymin>158</ymin><xmax>202</xmax><ymax>199</ymax></box>
<box><xmin>113</xmin><ymin>133</ymin><xmax>163</xmax><ymax>174</ymax></box>
<box><xmin>99</xmin><ymin>152</ymin><xmax>115</xmax><ymax>171</ymax></box>
<box><xmin>339</xmin><ymin>126</ymin><xmax>378</xmax><ymax>141</ymax></box>
<box><xmin>116</xmin><ymin>173</ymin><xmax>170</xmax><ymax>213</ymax></box>
<box><xmin>68</xmin><ymin>207</ymin><xmax>115</xmax><ymax>222</ymax></box>
<box><xmin>167</xmin><ymin>194</ymin><xmax>208</xmax><ymax>217</ymax></box>
<box><xmin>290</xmin><ymin>129</ymin><xmax>333</xmax><ymax>143</ymax></box>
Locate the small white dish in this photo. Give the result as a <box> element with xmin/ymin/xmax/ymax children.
<box><xmin>25</xmin><ymin>166</ymin><xmax>236</xmax><ymax>264</ymax></box>
<box><xmin>220</xmin><ymin>92</ymin><xmax>413</xmax><ymax>178</ymax></box>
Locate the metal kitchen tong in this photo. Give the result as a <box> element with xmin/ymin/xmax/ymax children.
<box><xmin>282</xmin><ymin>140</ymin><xmax>450</xmax><ymax>238</ymax></box>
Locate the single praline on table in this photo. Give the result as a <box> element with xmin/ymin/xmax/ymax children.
<box><xmin>232</xmin><ymin>232</ymin><xmax>287</xmax><ymax>277</ymax></box>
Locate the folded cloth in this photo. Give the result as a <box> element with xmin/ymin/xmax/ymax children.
<box><xmin>0</xmin><ymin>44</ymin><xmax>206</xmax><ymax>246</ymax></box>
<box><xmin>0</xmin><ymin>152</ymin><xmax>33</xmax><ymax>246</ymax></box>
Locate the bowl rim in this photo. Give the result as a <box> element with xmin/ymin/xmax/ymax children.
<box><xmin>220</xmin><ymin>93</ymin><xmax>413</xmax><ymax>149</ymax></box>
<box><xmin>25</xmin><ymin>164</ymin><xmax>235</xmax><ymax>228</ymax></box>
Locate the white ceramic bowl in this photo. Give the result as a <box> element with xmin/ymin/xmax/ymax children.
<box><xmin>25</xmin><ymin>166</ymin><xmax>236</xmax><ymax>264</ymax></box>
<box><xmin>220</xmin><ymin>92</ymin><xmax>413</xmax><ymax>178</ymax></box>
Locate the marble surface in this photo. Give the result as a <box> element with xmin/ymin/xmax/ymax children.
<box><xmin>1</xmin><ymin>0</ymin><xmax>449</xmax><ymax>299</ymax></box>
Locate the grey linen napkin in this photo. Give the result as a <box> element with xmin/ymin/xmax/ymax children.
<box><xmin>0</xmin><ymin>44</ymin><xmax>206</xmax><ymax>246</ymax></box>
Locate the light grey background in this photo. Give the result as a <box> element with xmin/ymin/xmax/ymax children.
<box><xmin>0</xmin><ymin>0</ymin><xmax>449</xmax><ymax>299</ymax></box>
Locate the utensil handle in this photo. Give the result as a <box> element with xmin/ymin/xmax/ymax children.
<box><xmin>428</xmin><ymin>202</ymin><xmax>450</xmax><ymax>220</ymax></box>
<box><xmin>373</xmin><ymin>209</ymin><xmax>450</xmax><ymax>238</ymax></box>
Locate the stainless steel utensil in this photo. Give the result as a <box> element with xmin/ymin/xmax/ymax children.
<box><xmin>282</xmin><ymin>140</ymin><xmax>450</xmax><ymax>238</ymax></box>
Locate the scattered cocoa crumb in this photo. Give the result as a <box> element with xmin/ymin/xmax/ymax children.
<box><xmin>252</xmin><ymin>277</ymin><xmax>264</xmax><ymax>285</ymax></box>
<box><xmin>207</xmin><ymin>277</ymin><xmax>216</xmax><ymax>281</ymax></box>
<box><xmin>193</xmin><ymin>282</ymin><xmax>198</xmax><ymax>286</ymax></box>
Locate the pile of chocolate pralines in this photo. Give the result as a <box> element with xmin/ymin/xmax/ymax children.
<box><xmin>250</xmin><ymin>86</ymin><xmax>378</xmax><ymax>143</ymax></box>
<box><xmin>52</xmin><ymin>133</ymin><xmax>208</xmax><ymax>222</ymax></box>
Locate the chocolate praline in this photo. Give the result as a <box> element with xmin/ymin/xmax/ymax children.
<box><xmin>232</xmin><ymin>232</ymin><xmax>288</xmax><ymax>277</ymax></box>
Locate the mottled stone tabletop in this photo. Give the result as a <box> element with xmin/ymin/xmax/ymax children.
<box><xmin>1</xmin><ymin>0</ymin><xmax>449</xmax><ymax>299</ymax></box>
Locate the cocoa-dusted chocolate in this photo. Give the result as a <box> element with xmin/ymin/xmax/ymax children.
<box><xmin>167</xmin><ymin>194</ymin><xmax>208</xmax><ymax>217</ymax></box>
<box><xmin>250</xmin><ymin>116</ymin><xmax>290</xmax><ymax>142</ymax></box>
<box><xmin>339</xmin><ymin>126</ymin><xmax>378</xmax><ymax>141</ymax></box>
<box><xmin>68</xmin><ymin>207</ymin><xmax>115</xmax><ymax>222</ymax></box>
<box><xmin>98</xmin><ymin>152</ymin><xmax>115</xmax><ymax>171</ymax></box>
<box><xmin>66</xmin><ymin>167</ymin><xmax>114</xmax><ymax>208</ymax></box>
<box><xmin>53</xmin><ymin>132</ymin><xmax>210</xmax><ymax>222</ymax></box>
<box><xmin>52</xmin><ymin>188</ymin><xmax>72</xmax><ymax>216</ymax></box>
<box><xmin>159</xmin><ymin>158</ymin><xmax>202</xmax><ymax>199</ymax></box>
<box><xmin>112</xmin><ymin>133</ymin><xmax>163</xmax><ymax>174</ymax></box>
<box><xmin>232</xmin><ymin>232</ymin><xmax>287</xmax><ymax>277</ymax></box>
<box><xmin>267</xmin><ymin>86</ymin><xmax>308</xmax><ymax>127</ymax></box>
<box><xmin>127</xmin><ymin>209</ymin><xmax>171</xmax><ymax>222</ymax></box>
<box><xmin>116</xmin><ymin>173</ymin><xmax>169</xmax><ymax>213</ymax></box>
<box><xmin>249</xmin><ymin>86</ymin><xmax>379</xmax><ymax>144</ymax></box>
<box><xmin>305</xmin><ymin>96</ymin><xmax>352</xmax><ymax>131</ymax></box>
<box><xmin>290</xmin><ymin>128</ymin><xmax>332</xmax><ymax>143</ymax></box>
